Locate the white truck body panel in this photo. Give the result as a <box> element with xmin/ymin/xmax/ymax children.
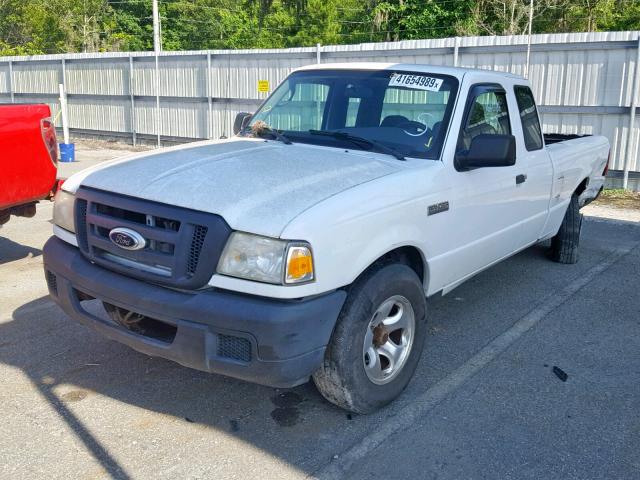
<box><xmin>56</xmin><ymin>64</ymin><xmax>610</xmax><ymax>299</ymax></box>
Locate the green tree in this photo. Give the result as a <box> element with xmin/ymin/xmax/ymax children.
<box><xmin>1</xmin><ymin>0</ymin><xmax>639</xmax><ymax>55</ymax></box>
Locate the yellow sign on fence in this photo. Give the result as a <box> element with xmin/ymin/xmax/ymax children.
<box><xmin>257</xmin><ymin>80</ymin><xmax>270</xmax><ymax>93</ymax></box>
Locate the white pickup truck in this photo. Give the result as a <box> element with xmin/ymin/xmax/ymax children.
<box><xmin>44</xmin><ymin>63</ymin><xmax>609</xmax><ymax>413</ymax></box>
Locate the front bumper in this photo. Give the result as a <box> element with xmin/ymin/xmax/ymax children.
<box><xmin>43</xmin><ymin>236</ymin><xmax>346</xmax><ymax>388</ymax></box>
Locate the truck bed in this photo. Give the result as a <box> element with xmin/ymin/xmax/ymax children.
<box><xmin>543</xmin><ymin>133</ymin><xmax>590</xmax><ymax>145</ymax></box>
<box><xmin>544</xmin><ymin>133</ymin><xmax>609</xmax><ymax>207</ymax></box>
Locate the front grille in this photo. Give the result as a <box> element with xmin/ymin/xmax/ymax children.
<box><xmin>187</xmin><ymin>225</ymin><xmax>208</xmax><ymax>275</ymax></box>
<box><xmin>45</xmin><ymin>270</ymin><xmax>58</xmax><ymax>296</ymax></box>
<box><xmin>75</xmin><ymin>187</ymin><xmax>231</xmax><ymax>289</ymax></box>
<box><xmin>218</xmin><ymin>334</ymin><xmax>252</xmax><ymax>362</ymax></box>
<box><xmin>75</xmin><ymin>199</ymin><xmax>89</xmax><ymax>251</ymax></box>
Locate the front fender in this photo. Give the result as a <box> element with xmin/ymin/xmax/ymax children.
<box><xmin>282</xmin><ymin>169</ymin><xmax>447</xmax><ymax>298</ymax></box>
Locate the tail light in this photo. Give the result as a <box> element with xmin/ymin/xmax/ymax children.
<box><xmin>41</xmin><ymin>117</ymin><xmax>58</xmax><ymax>166</ymax></box>
<box><xmin>602</xmin><ymin>150</ymin><xmax>610</xmax><ymax>176</ymax></box>
<box><xmin>53</xmin><ymin>178</ymin><xmax>66</xmax><ymax>195</ymax></box>
<box><xmin>47</xmin><ymin>178</ymin><xmax>66</xmax><ymax>200</ymax></box>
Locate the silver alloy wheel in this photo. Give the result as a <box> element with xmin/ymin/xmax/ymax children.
<box><xmin>362</xmin><ymin>295</ymin><xmax>416</xmax><ymax>385</ymax></box>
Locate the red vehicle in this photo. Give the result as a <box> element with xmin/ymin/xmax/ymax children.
<box><xmin>0</xmin><ymin>104</ymin><xmax>59</xmax><ymax>226</ymax></box>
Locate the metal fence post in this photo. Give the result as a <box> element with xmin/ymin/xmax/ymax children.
<box><xmin>61</xmin><ymin>58</ymin><xmax>67</xmax><ymax>90</ymax></box>
<box><xmin>623</xmin><ymin>36</ymin><xmax>640</xmax><ymax>190</ymax></box>
<box><xmin>316</xmin><ymin>43</ymin><xmax>322</xmax><ymax>64</ymax></box>
<box><xmin>8</xmin><ymin>60</ymin><xmax>15</xmax><ymax>103</ymax></box>
<box><xmin>207</xmin><ymin>52</ymin><xmax>212</xmax><ymax>139</ymax></box>
<box><xmin>525</xmin><ymin>0</ymin><xmax>533</xmax><ymax>78</ymax></box>
<box><xmin>60</xmin><ymin>59</ymin><xmax>67</xmax><ymax>132</ymax></box>
<box><xmin>58</xmin><ymin>83</ymin><xmax>70</xmax><ymax>145</ymax></box>
<box><xmin>453</xmin><ymin>37</ymin><xmax>460</xmax><ymax>67</ymax></box>
<box><xmin>128</xmin><ymin>55</ymin><xmax>137</xmax><ymax>146</ymax></box>
<box><xmin>155</xmin><ymin>54</ymin><xmax>161</xmax><ymax>148</ymax></box>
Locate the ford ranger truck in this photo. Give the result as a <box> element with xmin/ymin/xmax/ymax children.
<box><xmin>1</xmin><ymin>104</ymin><xmax>59</xmax><ymax>226</ymax></box>
<box><xmin>43</xmin><ymin>64</ymin><xmax>609</xmax><ymax>413</ymax></box>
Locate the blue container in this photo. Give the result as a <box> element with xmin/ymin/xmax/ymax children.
<box><xmin>59</xmin><ymin>143</ymin><xmax>75</xmax><ymax>162</ymax></box>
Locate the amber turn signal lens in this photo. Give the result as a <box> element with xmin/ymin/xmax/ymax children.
<box><xmin>285</xmin><ymin>245</ymin><xmax>314</xmax><ymax>283</ymax></box>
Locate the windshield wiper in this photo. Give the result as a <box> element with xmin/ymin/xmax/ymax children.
<box><xmin>309</xmin><ymin>129</ymin><xmax>405</xmax><ymax>161</ymax></box>
<box><xmin>250</xmin><ymin>124</ymin><xmax>292</xmax><ymax>145</ymax></box>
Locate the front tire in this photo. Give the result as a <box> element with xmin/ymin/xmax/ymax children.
<box><xmin>313</xmin><ymin>263</ymin><xmax>427</xmax><ymax>413</ymax></box>
<box><xmin>549</xmin><ymin>194</ymin><xmax>582</xmax><ymax>264</ymax></box>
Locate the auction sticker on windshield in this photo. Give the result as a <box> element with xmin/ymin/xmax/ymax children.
<box><xmin>389</xmin><ymin>73</ymin><xmax>443</xmax><ymax>92</ymax></box>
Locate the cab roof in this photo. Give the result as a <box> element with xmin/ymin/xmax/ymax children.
<box><xmin>294</xmin><ymin>62</ymin><xmax>525</xmax><ymax>81</ymax></box>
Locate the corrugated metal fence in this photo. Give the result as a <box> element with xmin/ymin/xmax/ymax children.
<box><xmin>1</xmin><ymin>31</ymin><xmax>639</xmax><ymax>174</ymax></box>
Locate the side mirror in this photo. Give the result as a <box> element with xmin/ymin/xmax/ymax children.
<box><xmin>455</xmin><ymin>134</ymin><xmax>516</xmax><ymax>170</ymax></box>
<box><xmin>233</xmin><ymin>112</ymin><xmax>253</xmax><ymax>135</ymax></box>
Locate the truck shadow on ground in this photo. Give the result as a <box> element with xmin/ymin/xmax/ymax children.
<box><xmin>1</xmin><ymin>218</ymin><xmax>638</xmax><ymax>478</ymax></box>
<box><xmin>0</xmin><ymin>236</ymin><xmax>42</xmax><ymax>264</ymax></box>
<box><xmin>1</xmin><ymin>296</ymin><xmax>345</xmax><ymax>479</ymax></box>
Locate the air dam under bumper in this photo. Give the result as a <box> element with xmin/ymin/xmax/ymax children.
<box><xmin>43</xmin><ymin>236</ymin><xmax>347</xmax><ymax>388</ymax></box>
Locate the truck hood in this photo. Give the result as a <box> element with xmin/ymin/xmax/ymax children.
<box><xmin>75</xmin><ymin>139</ymin><xmax>401</xmax><ymax>237</ymax></box>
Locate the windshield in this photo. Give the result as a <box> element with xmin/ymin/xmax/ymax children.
<box><xmin>245</xmin><ymin>69</ymin><xmax>459</xmax><ymax>160</ymax></box>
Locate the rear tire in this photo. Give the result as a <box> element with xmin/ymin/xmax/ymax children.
<box><xmin>549</xmin><ymin>194</ymin><xmax>582</xmax><ymax>264</ymax></box>
<box><xmin>313</xmin><ymin>263</ymin><xmax>427</xmax><ymax>413</ymax></box>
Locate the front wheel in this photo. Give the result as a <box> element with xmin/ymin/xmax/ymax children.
<box><xmin>313</xmin><ymin>263</ymin><xmax>427</xmax><ymax>413</ymax></box>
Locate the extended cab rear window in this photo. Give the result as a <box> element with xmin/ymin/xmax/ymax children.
<box><xmin>514</xmin><ymin>86</ymin><xmax>544</xmax><ymax>151</ymax></box>
<box><xmin>247</xmin><ymin>69</ymin><xmax>459</xmax><ymax>160</ymax></box>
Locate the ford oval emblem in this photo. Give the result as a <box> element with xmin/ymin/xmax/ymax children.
<box><xmin>108</xmin><ymin>227</ymin><xmax>146</xmax><ymax>251</ymax></box>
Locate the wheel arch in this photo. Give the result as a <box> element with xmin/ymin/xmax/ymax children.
<box><xmin>351</xmin><ymin>245</ymin><xmax>429</xmax><ymax>293</ymax></box>
<box><xmin>574</xmin><ymin>177</ymin><xmax>589</xmax><ymax>196</ymax></box>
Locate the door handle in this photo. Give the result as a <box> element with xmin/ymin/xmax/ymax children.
<box><xmin>516</xmin><ymin>174</ymin><xmax>527</xmax><ymax>185</ymax></box>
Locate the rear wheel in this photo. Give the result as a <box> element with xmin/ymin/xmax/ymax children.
<box><xmin>549</xmin><ymin>194</ymin><xmax>582</xmax><ymax>264</ymax></box>
<box><xmin>313</xmin><ymin>263</ymin><xmax>427</xmax><ymax>413</ymax></box>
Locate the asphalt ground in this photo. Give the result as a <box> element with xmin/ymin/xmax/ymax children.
<box><xmin>1</xmin><ymin>146</ymin><xmax>638</xmax><ymax>479</ymax></box>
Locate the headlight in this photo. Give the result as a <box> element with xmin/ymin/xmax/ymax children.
<box><xmin>53</xmin><ymin>189</ymin><xmax>76</xmax><ymax>233</ymax></box>
<box><xmin>217</xmin><ymin>232</ymin><xmax>314</xmax><ymax>285</ymax></box>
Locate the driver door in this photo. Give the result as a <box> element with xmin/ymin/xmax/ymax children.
<box><xmin>434</xmin><ymin>84</ymin><xmax>525</xmax><ymax>289</ymax></box>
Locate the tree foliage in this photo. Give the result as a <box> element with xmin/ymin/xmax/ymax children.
<box><xmin>1</xmin><ymin>0</ymin><xmax>638</xmax><ymax>55</ymax></box>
